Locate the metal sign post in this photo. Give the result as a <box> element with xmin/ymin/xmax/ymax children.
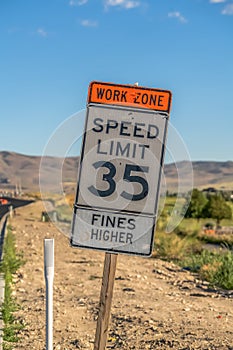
<box><xmin>44</xmin><ymin>239</ymin><xmax>54</xmax><ymax>350</ymax></box>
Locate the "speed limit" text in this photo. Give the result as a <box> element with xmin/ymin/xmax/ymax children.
<box><xmin>93</xmin><ymin>118</ymin><xmax>159</xmax><ymax>139</ymax></box>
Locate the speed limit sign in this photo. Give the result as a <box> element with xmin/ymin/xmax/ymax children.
<box><xmin>71</xmin><ymin>82</ymin><xmax>172</xmax><ymax>256</ymax></box>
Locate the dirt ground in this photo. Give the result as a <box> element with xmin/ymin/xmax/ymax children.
<box><xmin>9</xmin><ymin>201</ymin><xmax>233</xmax><ymax>349</ymax></box>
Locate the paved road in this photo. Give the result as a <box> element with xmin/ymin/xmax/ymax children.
<box><xmin>0</xmin><ymin>197</ymin><xmax>34</xmax><ymax>220</ymax></box>
<box><xmin>0</xmin><ymin>205</ymin><xmax>10</xmax><ymax>221</ymax></box>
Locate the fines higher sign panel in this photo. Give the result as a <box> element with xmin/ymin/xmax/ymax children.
<box><xmin>71</xmin><ymin>81</ymin><xmax>172</xmax><ymax>256</ymax></box>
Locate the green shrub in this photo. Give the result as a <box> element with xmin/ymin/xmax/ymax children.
<box><xmin>0</xmin><ymin>226</ymin><xmax>25</xmax><ymax>349</ymax></box>
<box><xmin>181</xmin><ymin>249</ymin><xmax>233</xmax><ymax>290</ymax></box>
<box><xmin>154</xmin><ymin>231</ymin><xmax>201</xmax><ymax>261</ymax></box>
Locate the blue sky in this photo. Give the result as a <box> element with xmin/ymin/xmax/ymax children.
<box><xmin>0</xmin><ymin>0</ymin><xmax>233</xmax><ymax>161</ymax></box>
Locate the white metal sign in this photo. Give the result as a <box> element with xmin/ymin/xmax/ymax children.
<box><xmin>71</xmin><ymin>82</ymin><xmax>172</xmax><ymax>256</ymax></box>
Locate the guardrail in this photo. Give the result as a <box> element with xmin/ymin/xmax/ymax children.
<box><xmin>0</xmin><ymin>215</ymin><xmax>8</xmax><ymax>259</ymax></box>
<box><xmin>0</xmin><ymin>199</ymin><xmax>34</xmax><ymax>349</ymax></box>
<box><xmin>0</xmin><ymin>214</ymin><xmax>8</xmax><ymax>350</ymax></box>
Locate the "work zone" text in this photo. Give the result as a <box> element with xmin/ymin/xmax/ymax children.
<box><xmin>96</xmin><ymin>87</ymin><xmax>166</xmax><ymax>108</ymax></box>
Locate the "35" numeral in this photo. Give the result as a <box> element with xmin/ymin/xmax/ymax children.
<box><xmin>88</xmin><ymin>161</ymin><xmax>149</xmax><ymax>201</ymax></box>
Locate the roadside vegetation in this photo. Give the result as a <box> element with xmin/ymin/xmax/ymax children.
<box><xmin>0</xmin><ymin>225</ymin><xmax>25</xmax><ymax>350</ymax></box>
<box><xmin>155</xmin><ymin>189</ymin><xmax>233</xmax><ymax>290</ymax></box>
<box><xmin>182</xmin><ymin>249</ymin><xmax>233</xmax><ymax>290</ymax></box>
<box><xmin>27</xmin><ymin>189</ymin><xmax>233</xmax><ymax>290</ymax></box>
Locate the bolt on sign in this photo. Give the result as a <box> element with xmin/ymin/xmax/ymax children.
<box><xmin>71</xmin><ymin>81</ymin><xmax>172</xmax><ymax>256</ymax></box>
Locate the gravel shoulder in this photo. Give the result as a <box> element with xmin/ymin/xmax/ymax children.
<box><xmin>10</xmin><ymin>201</ymin><xmax>233</xmax><ymax>349</ymax></box>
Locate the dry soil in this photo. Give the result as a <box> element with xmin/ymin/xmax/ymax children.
<box><xmin>9</xmin><ymin>201</ymin><xmax>233</xmax><ymax>349</ymax></box>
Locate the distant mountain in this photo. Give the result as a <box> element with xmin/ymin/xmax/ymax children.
<box><xmin>164</xmin><ymin>160</ymin><xmax>233</xmax><ymax>191</ymax></box>
<box><xmin>0</xmin><ymin>151</ymin><xmax>79</xmax><ymax>193</ymax></box>
<box><xmin>0</xmin><ymin>151</ymin><xmax>232</xmax><ymax>194</ymax></box>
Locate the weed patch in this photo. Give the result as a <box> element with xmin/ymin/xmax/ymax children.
<box><xmin>0</xmin><ymin>226</ymin><xmax>25</xmax><ymax>349</ymax></box>
<box><xmin>154</xmin><ymin>231</ymin><xmax>201</xmax><ymax>261</ymax></box>
<box><xmin>181</xmin><ymin>249</ymin><xmax>233</xmax><ymax>290</ymax></box>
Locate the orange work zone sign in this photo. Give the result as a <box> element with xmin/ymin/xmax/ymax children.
<box><xmin>88</xmin><ymin>81</ymin><xmax>172</xmax><ymax>113</ymax></box>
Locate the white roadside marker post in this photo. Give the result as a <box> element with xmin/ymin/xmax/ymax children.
<box><xmin>44</xmin><ymin>239</ymin><xmax>54</xmax><ymax>350</ymax></box>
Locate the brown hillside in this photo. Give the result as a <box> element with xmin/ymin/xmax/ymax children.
<box><xmin>0</xmin><ymin>151</ymin><xmax>79</xmax><ymax>193</ymax></box>
<box><xmin>0</xmin><ymin>151</ymin><xmax>232</xmax><ymax>193</ymax></box>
